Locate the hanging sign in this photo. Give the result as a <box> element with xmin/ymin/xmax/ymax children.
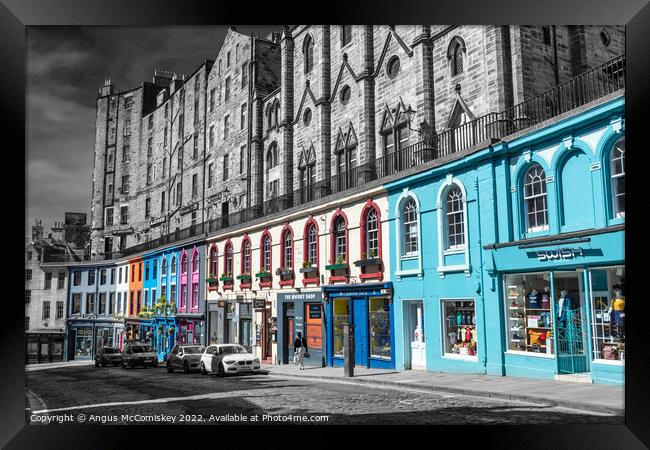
<box><xmin>180</xmin><ymin>202</ymin><xmax>199</xmax><ymax>215</ymax></box>
<box><xmin>149</xmin><ymin>216</ymin><xmax>167</xmax><ymax>228</ymax></box>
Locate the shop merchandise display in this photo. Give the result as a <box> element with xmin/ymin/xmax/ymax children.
<box><xmin>445</xmin><ymin>301</ymin><xmax>477</xmax><ymax>356</ymax></box>
<box><xmin>508</xmin><ymin>284</ymin><xmax>553</xmax><ymax>353</ymax></box>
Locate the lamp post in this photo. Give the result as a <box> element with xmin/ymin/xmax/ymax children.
<box><xmin>403</xmin><ymin>104</ymin><xmax>421</xmax><ymax>135</ymax></box>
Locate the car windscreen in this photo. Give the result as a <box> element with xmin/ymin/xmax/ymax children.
<box><xmin>103</xmin><ymin>348</ymin><xmax>118</xmax><ymax>354</ymax></box>
<box><xmin>182</xmin><ymin>347</ymin><xmax>205</xmax><ymax>354</ymax></box>
<box><xmin>131</xmin><ymin>346</ymin><xmax>153</xmax><ymax>353</ymax></box>
<box><xmin>220</xmin><ymin>345</ymin><xmax>247</xmax><ymax>354</ymax></box>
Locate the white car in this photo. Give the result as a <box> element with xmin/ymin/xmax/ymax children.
<box><xmin>200</xmin><ymin>344</ymin><xmax>261</xmax><ymax>377</ymax></box>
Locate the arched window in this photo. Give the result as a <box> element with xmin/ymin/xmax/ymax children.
<box><xmin>224</xmin><ymin>242</ymin><xmax>233</xmax><ymax>275</ymax></box>
<box><xmin>266</xmin><ymin>104</ymin><xmax>273</xmax><ymax>130</ymax></box>
<box><xmin>192</xmin><ymin>250</ymin><xmax>199</xmax><ymax>272</ymax></box>
<box><xmin>261</xmin><ymin>233</ymin><xmax>272</xmax><ymax>271</ymax></box>
<box><xmin>448</xmin><ymin>36</ymin><xmax>466</xmax><ymax>77</ymax></box>
<box><xmin>171</xmin><ymin>255</ymin><xmax>176</xmax><ymax>274</ymax></box>
<box><xmin>161</xmin><ymin>257</ymin><xmax>167</xmax><ymax>276</ymax></box>
<box><xmin>341</xmin><ymin>25</ymin><xmax>352</xmax><ymax>47</ymax></box>
<box><xmin>523</xmin><ymin>164</ymin><xmax>549</xmax><ymax>232</ymax></box>
<box><xmin>305</xmin><ymin>220</ymin><xmax>318</xmax><ymax>266</ymax></box>
<box><xmin>303</xmin><ymin>34</ymin><xmax>314</xmax><ymax>74</ymax></box>
<box><xmin>610</xmin><ymin>137</ymin><xmax>625</xmax><ymax>218</ymax></box>
<box><xmin>445</xmin><ymin>186</ymin><xmax>465</xmax><ymax>249</ymax></box>
<box><xmin>360</xmin><ymin>200</ymin><xmax>381</xmax><ymax>259</ymax></box>
<box><xmin>209</xmin><ymin>246</ymin><xmax>217</xmax><ymax>277</ymax></box>
<box><xmin>282</xmin><ymin>228</ymin><xmax>293</xmax><ymax>269</ymax></box>
<box><xmin>241</xmin><ymin>238</ymin><xmax>251</xmax><ymax>274</ymax></box>
<box><xmin>402</xmin><ymin>199</ymin><xmax>418</xmax><ymax>256</ymax></box>
<box><xmin>266</xmin><ymin>142</ymin><xmax>278</xmax><ymax>169</ymax></box>
<box><xmin>181</xmin><ymin>253</ymin><xmax>188</xmax><ymax>274</ymax></box>
<box><xmin>333</xmin><ymin>216</ymin><xmax>347</xmax><ymax>262</ymax></box>
<box><xmin>274</xmin><ymin>100</ymin><xmax>280</xmax><ymax>127</ymax></box>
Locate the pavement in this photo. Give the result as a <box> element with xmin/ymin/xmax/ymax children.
<box><xmin>261</xmin><ymin>363</ymin><xmax>624</xmax><ymax>415</ymax></box>
<box><xmin>25</xmin><ymin>360</ymin><xmax>95</xmax><ymax>372</ymax></box>
<box><xmin>23</xmin><ymin>359</ymin><xmax>624</xmax><ymax>416</ymax></box>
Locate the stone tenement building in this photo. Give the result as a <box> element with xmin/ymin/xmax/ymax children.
<box><xmin>90</xmin><ymin>25</ymin><xmax>624</xmax><ymax>257</ymax></box>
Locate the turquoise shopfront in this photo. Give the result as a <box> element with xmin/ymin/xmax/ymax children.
<box><xmin>485</xmin><ymin>226</ymin><xmax>625</xmax><ymax>384</ymax></box>
<box><xmin>323</xmin><ymin>283</ymin><xmax>394</xmax><ymax>369</ymax></box>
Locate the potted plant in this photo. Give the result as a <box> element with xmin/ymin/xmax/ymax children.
<box><xmin>219</xmin><ymin>272</ymin><xmax>233</xmax><ymax>282</ymax></box>
<box><xmin>168</xmin><ymin>326</ymin><xmax>175</xmax><ymax>335</ymax></box>
<box><xmin>300</xmin><ymin>260</ymin><xmax>318</xmax><ymax>274</ymax></box>
<box><xmin>326</xmin><ymin>255</ymin><xmax>348</xmax><ymax>271</ymax></box>
<box><xmin>205</xmin><ymin>275</ymin><xmax>218</xmax><ymax>286</ymax></box>
<box><xmin>237</xmin><ymin>272</ymin><xmax>251</xmax><ymax>280</ymax></box>
<box><xmin>255</xmin><ymin>266</ymin><xmax>271</xmax><ymax>278</ymax></box>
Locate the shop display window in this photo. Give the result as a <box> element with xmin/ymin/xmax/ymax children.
<box><xmin>333</xmin><ymin>298</ymin><xmax>349</xmax><ymax>357</ymax></box>
<box><xmin>504</xmin><ymin>273</ymin><xmax>554</xmax><ymax>355</ymax></box>
<box><xmin>369</xmin><ymin>297</ymin><xmax>391</xmax><ymax>359</ymax></box>
<box><xmin>442</xmin><ymin>299</ymin><xmax>477</xmax><ymax>358</ymax></box>
<box><xmin>75</xmin><ymin>327</ymin><xmax>93</xmax><ymax>357</ymax></box>
<box><xmin>589</xmin><ymin>266</ymin><xmax>625</xmax><ymax>362</ymax></box>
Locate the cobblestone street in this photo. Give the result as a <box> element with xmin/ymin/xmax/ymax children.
<box><xmin>25</xmin><ymin>366</ymin><xmax>622</xmax><ymax>425</ymax></box>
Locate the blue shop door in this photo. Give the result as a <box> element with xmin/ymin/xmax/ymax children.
<box><xmin>352</xmin><ymin>298</ymin><xmax>368</xmax><ymax>367</ymax></box>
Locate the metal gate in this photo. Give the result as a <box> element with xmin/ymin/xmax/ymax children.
<box><xmin>556</xmin><ymin>306</ymin><xmax>589</xmax><ymax>374</ymax></box>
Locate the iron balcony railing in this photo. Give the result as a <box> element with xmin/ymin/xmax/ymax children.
<box><xmin>98</xmin><ymin>54</ymin><xmax>625</xmax><ymax>261</ymax></box>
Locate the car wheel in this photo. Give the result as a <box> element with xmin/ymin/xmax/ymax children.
<box><xmin>167</xmin><ymin>361</ymin><xmax>174</xmax><ymax>373</ymax></box>
<box><xmin>94</xmin><ymin>360</ymin><xmax>99</xmax><ymax>368</ymax></box>
<box><xmin>200</xmin><ymin>362</ymin><xmax>207</xmax><ymax>375</ymax></box>
<box><xmin>218</xmin><ymin>363</ymin><xmax>225</xmax><ymax>378</ymax></box>
<box><xmin>183</xmin><ymin>361</ymin><xmax>190</xmax><ymax>374</ymax></box>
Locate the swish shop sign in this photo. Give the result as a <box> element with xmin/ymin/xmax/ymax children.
<box><xmin>533</xmin><ymin>247</ymin><xmax>585</xmax><ymax>262</ymax></box>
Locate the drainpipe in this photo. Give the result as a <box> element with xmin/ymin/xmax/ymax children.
<box><xmin>551</xmin><ymin>25</ymin><xmax>560</xmax><ymax>86</ymax></box>
<box><xmin>474</xmin><ymin>175</ymin><xmax>488</xmax><ymax>374</ymax></box>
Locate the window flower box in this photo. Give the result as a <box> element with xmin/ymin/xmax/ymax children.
<box><xmin>255</xmin><ymin>271</ymin><xmax>272</xmax><ymax>278</ymax></box>
<box><xmin>299</xmin><ymin>266</ymin><xmax>318</xmax><ymax>274</ymax></box>
<box><xmin>353</xmin><ymin>258</ymin><xmax>383</xmax><ymax>267</ymax></box>
<box><xmin>219</xmin><ymin>275</ymin><xmax>233</xmax><ymax>282</ymax></box>
<box><xmin>236</xmin><ymin>274</ymin><xmax>251</xmax><ymax>280</ymax></box>
<box><xmin>276</xmin><ymin>268</ymin><xmax>294</xmax><ymax>277</ymax></box>
<box><xmin>325</xmin><ymin>263</ymin><xmax>349</xmax><ymax>271</ymax></box>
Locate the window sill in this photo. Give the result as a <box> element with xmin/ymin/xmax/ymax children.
<box><xmin>328</xmin><ymin>275</ymin><xmax>349</xmax><ymax>284</ymax></box>
<box><xmin>259</xmin><ymin>281</ymin><xmax>272</xmax><ymax>289</ymax></box>
<box><xmin>504</xmin><ymin>350</ymin><xmax>555</xmax><ymax>359</ymax></box>
<box><xmin>400</xmin><ymin>254</ymin><xmax>419</xmax><ymax>261</ymax></box>
<box><xmin>443</xmin><ymin>247</ymin><xmax>465</xmax><ymax>256</ymax></box>
<box><xmin>359</xmin><ymin>272</ymin><xmax>384</xmax><ymax>281</ymax></box>
<box><xmin>442</xmin><ymin>354</ymin><xmax>478</xmax><ymax>362</ymax></box>
<box><xmin>303</xmin><ymin>277</ymin><xmax>320</xmax><ymax>287</ymax></box>
<box><xmin>240</xmin><ymin>283</ymin><xmax>252</xmax><ymax>290</ymax></box>
<box><xmin>279</xmin><ymin>279</ymin><xmax>295</xmax><ymax>287</ymax></box>
<box><xmin>591</xmin><ymin>359</ymin><xmax>624</xmax><ymax>366</ymax></box>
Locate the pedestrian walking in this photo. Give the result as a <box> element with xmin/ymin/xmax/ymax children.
<box><xmin>293</xmin><ymin>332</ymin><xmax>308</xmax><ymax>370</ymax></box>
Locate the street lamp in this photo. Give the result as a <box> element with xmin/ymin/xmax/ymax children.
<box><xmin>404</xmin><ymin>104</ymin><xmax>421</xmax><ymax>135</ymax></box>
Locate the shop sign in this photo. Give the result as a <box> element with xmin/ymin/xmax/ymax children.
<box><xmin>308</xmin><ymin>304</ymin><xmax>322</xmax><ymax>319</ymax></box>
<box><xmin>208</xmin><ymin>193</ymin><xmax>222</xmax><ymax>204</ymax></box>
<box><xmin>536</xmin><ymin>247</ymin><xmax>585</xmax><ymax>262</ymax></box>
<box><xmin>149</xmin><ymin>216</ymin><xmax>167</xmax><ymax>228</ymax></box>
<box><xmin>277</xmin><ymin>291</ymin><xmax>322</xmax><ymax>302</ymax></box>
<box><xmin>253</xmin><ymin>298</ymin><xmax>266</xmax><ymax>309</ymax></box>
<box><xmin>236</xmin><ymin>295</ymin><xmax>245</xmax><ymax>303</ymax></box>
<box><xmin>180</xmin><ymin>202</ymin><xmax>199</xmax><ymax>215</ymax></box>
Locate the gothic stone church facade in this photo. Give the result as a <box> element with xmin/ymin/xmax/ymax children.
<box><xmin>90</xmin><ymin>25</ymin><xmax>623</xmax><ymax>256</ymax></box>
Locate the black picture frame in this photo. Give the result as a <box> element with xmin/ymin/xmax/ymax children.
<box><xmin>5</xmin><ymin>0</ymin><xmax>649</xmax><ymax>447</ymax></box>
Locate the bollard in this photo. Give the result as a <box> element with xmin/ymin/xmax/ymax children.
<box><xmin>343</xmin><ymin>323</ymin><xmax>355</xmax><ymax>377</ymax></box>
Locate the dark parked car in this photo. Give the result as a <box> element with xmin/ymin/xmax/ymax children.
<box><xmin>121</xmin><ymin>342</ymin><xmax>158</xmax><ymax>369</ymax></box>
<box><xmin>166</xmin><ymin>345</ymin><xmax>205</xmax><ymax>373</ymax></box>
<box><xmin>95</xmin><ymin>346</ymin><xmax>122</xmax><ymax>367</ymax></box>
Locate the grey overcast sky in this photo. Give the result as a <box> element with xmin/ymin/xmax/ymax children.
<box><xmin>26</xmin><ymin>25</ymin><xmax>278</xmax><ymax>238</ymax></box>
